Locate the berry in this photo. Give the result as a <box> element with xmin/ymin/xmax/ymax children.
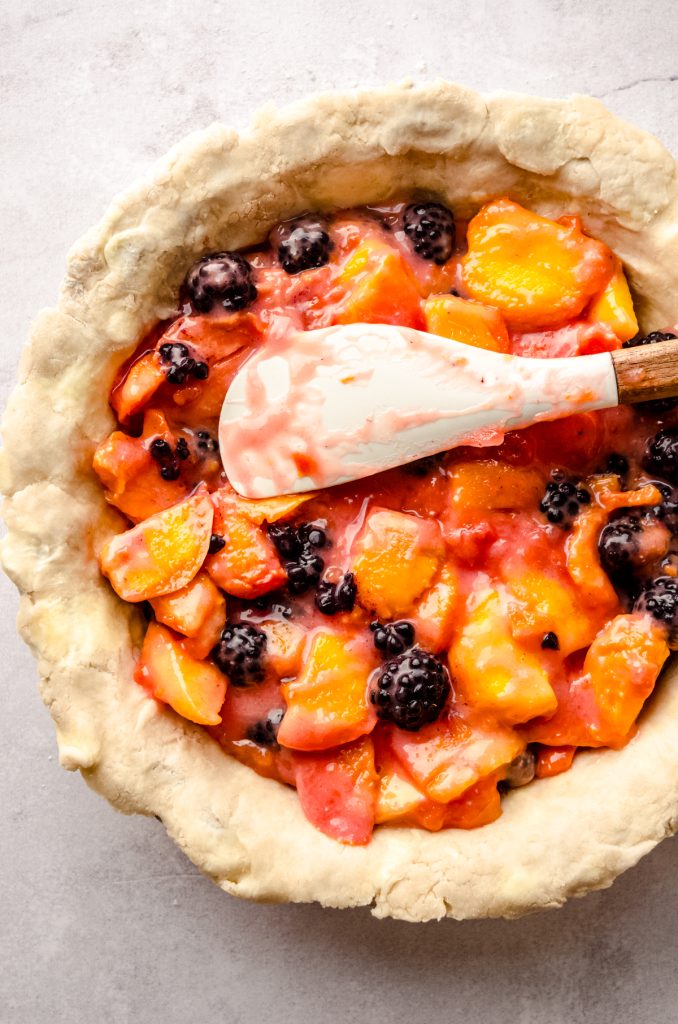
<box><xmin>208</xmin><ymin>533</ymin><xmax>226</xmax><ymax>554</ymax></box>
<box><xmin>623</xmin><ymin>331</ymin><xmax>678</xmax><ymax>412</ymax></box>
<box><xmin>192</xmin><ymin>361</ymin><xmax>209</xmax><ymax>380</ymax></box>
<box><xmin>633</xmin><ymin>576</ymin><xmax>678</xmax><ymax>642</ymax></box>
<box><xmin>149</xmin><ymin>438</ymin><xmax>172</xmax><ymax>461</ymax></box>
<box><xmin>269</xmin><ymin>520</ymin><xmax>328</xmax><ymax>594</ymax></box>
<box><xmin>275</xmin><ymin>215</ymin><xmax>333</xmax><ymax>275</ymax></box>
<box><xmin>502</xmin><ymin>749</ymin><xmax>536</xmax><ymax>789</ymax></box>
<box><xmin>604</xmin><ymin>452</ymin><xmax>629</xmax><ymax>478</ymax></box>
<box><xmin>402</xmin><ymin>201</ymin><xmax>455</xmax><ymax>264</ymax></box>
<box><xmin>160</xmin><ymin>462</ymin><xmax>180</xmax><ymax>481</ymax></box>
<box><xmin>541</xmin><ymin>631</ymin><xmax>560</xmax><ymax>650</ymax></box>
<box><xmin>212</xmin><ymin>623</ymin><xmax>267</xmax><ymax>686</ymax></box>
<box><xmin>246</xmin><ymin>708</ymin><xmax>284</xmax><ymax>748</ymax></box>
<box><xmin>268</xmin><ymin>523</ymin><xmax>302</xmax><ymax>561</ymax></box>
<box><xmin>158</xmin><ymin>341</ymin><xmax>210</xmax><ymax>386</ymax></box>
<box><xmin>315</xmin><ymin>572</ymin><xmax>356</xmax><ymax>615</ymax></box>
<box><xmin>297</xmin><ymin>521</ymin><xmax>328</xmax><ymax>549</ymax></box>
<box><xmin>286</xmin><ymin>551</ymin><xmax>324</xmax><ymax>595</ymax></box>
<box><xmin>369</xmin><ymin>647</ymin><xmax>451</xmax><ymax>731</ymax></box>
<box><xmin>370</xmin><ymin>620</ymin><xmax>415</xmax><ymax>656</ymax></box>
<box><xmin>196</xmin><ymin>430</ymin><xmax>218</xmax><ymax>453</ymax></box>
<box><xmin>598</xmin><ymin>512</ymin><xmax>643</xmax><ymax>576</ymax></box>
<box><xmin>643</xmin><ymin>429</ymin><xmax>678</xmax><ymax>482</ymax></box>
<box><xmin>539</xmin><ymin>474</ymin><xmax>591</xmax><ymax>528</ymax></box>
<box><xmin>185</xmin><ymin>251</ymin><xmax>257</xmax><ymax>313</ymax></box>
<box><xmin>175</xmin><ymin>437</ymin><xmax>189</xmax><ymax>461</ymax></box>
<box><xmin>655</xmin><ymin>498</ymin><xmax>678</xmax><ymax>534</ymax></box>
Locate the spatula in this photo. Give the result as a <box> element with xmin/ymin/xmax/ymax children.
<box><xmin>219</xmin><ymin>320</ymin><xmax>678</xmax><ymax>499</ymax></box>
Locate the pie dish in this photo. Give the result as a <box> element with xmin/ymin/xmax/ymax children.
<box><xmin>4</xmin><ymin>81</ymin><xmax>678</xmax><ymax>921</ymax></box>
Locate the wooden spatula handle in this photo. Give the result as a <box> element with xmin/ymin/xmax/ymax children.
<box><xmin>611</xmin><ymin>337</ymin><xmax>678</xmax><ymax>405</ymax></box>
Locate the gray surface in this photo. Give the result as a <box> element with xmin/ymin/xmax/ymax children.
<box><xmin>2</xmin><ymin>1</ymin><xmax>678</xmax><ymax>1021</ymax></box>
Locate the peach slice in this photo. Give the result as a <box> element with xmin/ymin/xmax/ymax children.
<box><xmin>277</xmin><ymin>632</ymin><xmax>378</xmax><ymax>751</ymax></box>
<box><xmin>260</xmin><ymin>618</ymin><xmax>306</xmax><ymax>679</ymax></box>
<box><xmin>389</xmin><ymin>705</ymin><xmax>523</xmax><ymax>803</ymax></box>
<box><xmin>151</xmin><ymin>571</ymin><xmax>225</xmax><ymax>659</ymax></box>
<box><xmin>462</xmin><ymin>198</ymin><xmax>614</xmax><ymax>331</ymax></box>
<box><xmin>423</xmin><ymin>294</ymin><xmax>510</xmax><ymax>353</ymax></box>
<box><xmin>135</xmin><ymin>622</ymin><xmax>226</xmax><ymax>726</ymax></box>
<box><xmin>111</xmin><ymin>351</ymin><xmax>167</xmax><ymax>422</ymax></box>
<box><xmin>409</xmin><ymin>562</ymin><xmax>461</xmax><ymax>652</ymax></box>
<box><xmin>100</xmin><ymin>488</ymin><xmax>213</xmax><ymax>602</ymax></box>
<box><xmin>204</xmin><ymin>486</ymin><xmax>287</xmax><ymax>599</ymax></box>
<box><xmin>587</xmin><ymin>260</ymin><xmax>638</xmax><ymax>343</ymax></box>
<box><xmin>448</xmin><ymin>588</ymin><xmax>557</xmax><ymax>724</ymax></box>
<box><xmin>351</xmin><ymin>508</ymin><xmax>444</xmax><ymax>619</ymax></box>
<box><xmin>293</xmin><ymin>737</ymin><xmax>378</xmax><ymax>845</ymax></box>
<box><xmin>506</xmin><ymin>569</ymin><xmax>607</xmax><ymax>657</ymax></box>
<box><xmin>337</xmin><ymin>239</ymin><xmax>424</xmax><ymax>328</ymax></box>
<box><xmin>449</xmin><ymin>461</ymin><xmax>545</xmax><ymax>517</ymax></box>
<box><xmin>442</xmin><ymin>773</ymin><xmax>503</xmax><ymax>830</ymax></box>
<box><xmin>565</xmin><ymin>506</ymin><xmax>620</xmax><ymax>610</ymax></box>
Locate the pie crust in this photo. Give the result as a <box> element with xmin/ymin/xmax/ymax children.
<box><xmin>4</xmin><ymin>82</ymin><xmax>678</xmax><ymax>922</ymax></box>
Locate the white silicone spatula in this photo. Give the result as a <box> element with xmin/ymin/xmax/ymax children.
<box><xmin>219</xmin><ymin>320</ymin><xmax>678</xmax><ymax>499</ymax></box>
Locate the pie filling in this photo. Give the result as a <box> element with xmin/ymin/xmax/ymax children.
<box><xmin>94</xmin><ymin>197</ymin><xmax>678</xmax><ymax>845</ymax></box>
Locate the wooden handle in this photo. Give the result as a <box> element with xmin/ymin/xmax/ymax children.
<box><xmin>611</xmin><ymin>338</ymin><xmax>678</xmax><ymax>404</ymax></box>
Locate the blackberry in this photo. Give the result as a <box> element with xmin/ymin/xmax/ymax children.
<box><xmin>246</xmin><ymin>707</ymin><xmax>284</xmax><ymax>748</ymax></box>
<box><xmin>502</xmin><ymin>749</ymin><xmax>536</xmax><ymax>790</ymax></box>
<box><xmin>175</xmin><ymin>437</ymin><xmax>189</xmax><ymax>461</ymax></box>
<box><xmin>369</xmin><ymin>647</ymin><xmax>450</xmax><ymax>731</ymax></box>
<box><xmin>598</xmin><ymin>512</ymin><xmax>643</xmax><ymax>577</ymax></box>
<box><xmin>158</xmin><ymin>341</ymin><xmax>210</xmax><ymax>386</ymax></box>
<box><xmin>185</xmin><ymin>251</ymin><xmax>257</xmax><ymax>313</ymax></box>
<box><xmin>655</xmin><ymin>498</ymin><xmax>678</xmax><ymax>535</ymax></box>
<box><xmin>286</xmin><ymin>551</ymin><xmax>324</xmax><ymax>595</ymax></box>
<box><xmin>541</xmin><ymin>631</ymin><xmax>560</xmax><ymax>651</ymax></box>
<box><xmin>149</xmin><ymin>438</ymin><xmax>172</xmax><ymax>461</ymax></box>
<box><xmin>208</xmin><ymin>533</ymin><xmax>226</xmax><ymax>554</ymax></box>
<box><xmin>643</xmin><ymin>429</ymin><xmax>678</xmax><ymax>482</ymax></box>
<box><xmin>192</xmin><ymin>361</ymin><xmax>209</xmax><ymax>380</ymax></box>
<box><xmin>623</xmin><ymin>331</ymin><xmax>678</xmax><ymax>413</ymax></box>
<box><xmin>297</xmin><ymin>521</ymin><xmax>328</xmax><ymax>549</ymax></box>
<box><xmin>268</xmin><ymin>522</ymin><xmax>303</xmax><ymax>561</ymax></box>
<box><xmin>195</xmin><ymin>430</ymin><xmax>218</xmax><ymax>453</ymax></box>
<box><xmin>370</xmin><ymin>620</ymin><xmax>415</xmax><ymax>656</ymax></box>
<box><xmin>160</xmin><ymin>462</ymin><xmax>180</xmax><ymax>481</ymax></box>
<box><xmin>212</xmin><ymin>623</ymin><xmax>267</xmax><ymax>686</ymax></box>
<box><xmin>402</xmin><ymin>201</ymin><xmax>455</xmax><ymax>264</ymax></box>
<box><xmin>270</xmin><ymin>520</ymin><xmax>328</xmax><ymax>594</ymax></box>
<box><xmin>539</xmin><ymin>474</ymin><xmax>591</xmax><ymax>528</ymax></box>
<box><xmin>633</xmin><ymin>576</ymin><xmax>678</xmax><ymax>646</ymax></box>
<box><xmin>275</xmin><ymin>215</ymin><xmax>333</xmax><ymax>275</ymax></box>
<box><xmin>315</xmin><ymin>572</ymin><xmax>356</xmax><ymax>615</ymax></box>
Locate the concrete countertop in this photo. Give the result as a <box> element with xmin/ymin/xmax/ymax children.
<box><xmin>3</xmin><ymin>2</ymin><xmax>678</xmax><ymax>1021</ymax></box>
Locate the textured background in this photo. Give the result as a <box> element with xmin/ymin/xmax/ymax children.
<box><xmin>3</xmin><ymin>1</ymin><xmax>678</xmax><ymax>1021</ymax></box>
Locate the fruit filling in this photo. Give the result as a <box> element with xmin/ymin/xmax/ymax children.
<box><xmin>94</xmin><ymin>197</ymin><xmax>677</xmax><ymax>844</ymax></box>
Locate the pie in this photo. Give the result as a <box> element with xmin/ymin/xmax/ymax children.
<box><xmin>4</xmin><ymin>82</ymin><xmax>678</xmax><ymax>922</ymax></box>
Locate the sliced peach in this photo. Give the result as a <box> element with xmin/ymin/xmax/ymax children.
<box><xmin>506</xmin><ymin>569</ymin><xmax>607</xmax><ymax>657</ymax></box>
<box><xmin>351</xmin><ymin>508</ymin><xmax>444</xmax><ymax>619</ymax></box>
<box><xmin>337</xmin><ymin>239</ymin><xmax>424</xmax><ymax>328</ymax></box>
<box><xmin>587</xmin><ymin>260</ymin><xmax>638</xmax><ymax>343</ymax></box>
<box><xmin>442</xmin><ymin>773</ymin><xmax>503</xmax><ymax>829</ymax></box>
<box><xmin>449</xmin><ymin>461</ymin><xmax>545</xmax><ymax>517</ymax></box>
<box><xmin>409</xmin><ymin>562</ymin><xmax>461</xmax><ymax>652</ymax></box>
<box><xmin>423</xmin><ymin>294</ymin><xmax>510</xmax><ymax>353</ymax></box>
<box><xmin>234</xmin><ymin>493</ymin><xmax>313</xmax><ymax>526</ymax></box>
<box><xmin>111</xmin><ymin>351</ymin><xmax>167</xmax><ymax>422</ymax></box>
<box><xmin>93</xmin><ymin>409</ymin><xmax>188</xmax><ymax>522</ymax></box>
<box><xmin>374</xmin><ymin>732</ymin><xmax>429</xmax><ymax>825</ymax></box>
<box><xmin>135</xmin><ymin>622</ymin><xmax>226</xmax><ymax>726</ymax></box>
<box><xmin>293</xmin><ymin>736</ymin><xmax>378</xmax><ymax>845</ymax></box>
<box><xmin>448</xmin><ymin>588</ymin><xmax>557</xmax><ymax>724</ymax></box>
<box><xmin>462</xmin><ymin>199</ymin><xmax>614</xmax><ymax>331</ymax></box>
<box><xmin>277</xmin><ymin>632</ymin><xmax>378</xmax><ymax>751</ymax></box>
<box><xmin>151</xmin><ymin>571</ymin><xmax>225</xmax><ymax>660</ymax></box>
<box><xmin>565</xmin><ymin>507</ymin><xmax>620</xmax><ymax>609</ymax></box>
<box><xmin>389</xmin><ymin>706</ymin><xmax>523</xmax><ymax>803</ymax></box>
<box><xmin>260</xmin><ymin>618</ymin><xmax>306</xmax><ymax>679</ymax></box>
<box><xmin>100</xmin><ymin>488</ymin><xmax>213</xmax><ymax>602</ymax></box>
<box><xmin>205</xmin><ymin>486</ymin><xmax>286</xmax><ymax>599</ymax></box>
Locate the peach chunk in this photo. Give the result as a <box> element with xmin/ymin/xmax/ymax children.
<box><xmin>337</xmin><ymin>239</ymin><xmax>424</xmax><ymax>328</ymax></box>
<box><xmin>277</xmin><ymin>632</ymin><xmax>378</xmax><ymax>751</ymax></box>
<box><xmin>587</xmin><ymin>260</ymin><xmax>638</xmax><ymax>343</ymax></box>
<box><xmin>566</xmin><ymin>507</ymin><xmax>620</xmax><ymax>610</ymax></box>
<box><xmin>351</xmin><ymin>508</ymin><xmax>444</xmax><ymax>619</ymax></box>
<box><xmin>449</xmin><ymin>460</ymin><xmax>545</xmax><ymax>517</ymax></box>
<box><xmin>151</xmin><ymin>571</ymin><xmax>225</xmax><ymax>659</ymax></box>
<box><xmin>293</xmin><ymin>737</ymin><xmax>379</xmax><ymax>845</ymax></box>
<box><xmin>462</xmin><ymin>199</ymin><xmax>614</xmax><ymax>331</ymax></box>
<box><xmin>389</xmin><ymin>705</ymin><xmax>523</xmax><ymax>803</ymax></box>
<box><xmin>409</xmin><ymin>563</ymin><xmax>461</xmax><ymax>652</ymax></box>
<box><xmin>448</xmin><ymin>589</ymin><xmax>557</xmax><ymax>724</ymax></box>
<box><xmin>205</xmin><ymin>486</ymin><xmax>287</xmax><ymax>599</ymax></box>
<box><xmin>135</xmin><ymin>622</ymin><xmax>226</xmax><ymax>726</ymax></box>
<box><xmin>111</xmin><ymin>351</ymin><xmax>167</xmax><ymax>422</ymax></box>
<box><xmin>100</xmin><ymin>488</ymin><xmax>213</xmax><ymax>602</ymax></box>
<box><xmin>506</xmin><ymin>569</ymin><xmax>607</xmax><ymax>657</ymax></box>
<box><xmin>260</xmin><ymin>618</ymin><xmax>306</xmax><ymax>679</ymax></box>
<box><xmin>423</xmin><ymin>294</ymin><xmax>510</xmax><ymax>353</ymax></box>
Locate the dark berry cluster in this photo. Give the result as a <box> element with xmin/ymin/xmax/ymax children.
<box><xmin>643</xmin><ymin>429</ymin><xmax>678</xmax><ymax>483</ymax></box>
<box><xmin>148</xmin><ymin>434</ymin><xmax>190</xmax><ymax>481</ymax></box>
<box><xmin>275</xmin><ymin>215</ymin><xmax>333</xmax><ymax>275</ymax></box>
<box><xmin>315</xmin><ymin>572</ymin><xmax>357</xmax><ymax>615</ymax></box>
<box><xmin>246</xmin><ymin>708</ymin><xmax>284</xmax><ymax>748</ymax></box>
<box><xmin>623</xmin><ymin>331</ymin><xmax>678</xmax><ymax>413</ymax></box>
<box><xmin>634</xmin><ymin>576</ymin><xmax>678</xmax><ymax>647</ymax></box>
<box><xmin>539</xmin><ymin>473</ymin><xmax>591</xmax><ymax>528</ymax></box>
<box><xmin>402</xmin><ymin>201</ymin><xmax>455</xmax><ymax>264</ymax></box>
<box><xmin>195</xmin><ymin>429</ymin><xmax>218</xmax><ymax>453</ymax></box>
<box><xmin>369</xmin><ymin>647</ymin><xmax>451</xmax><ymax>731</ymax></box>
<box><xmin>212</xmin><ymin>623</ymin><xmax>267</xmax><ymax>686</ymax></box>
<box><xmin>268</xmin><ymin>520</ymin><xmax>328</xmax><ymax>595</ymax></box>
<box><xmin>370</xmin><ymin>620</ymin><xmax>415</xmax><ymax>656</ymax></box>
<box><xmin>185</xmin><ymin>251</ymin><xmax>257</xmax><ymax>313</ymax></box>
<box><xmin>158</xmin><ymin>342</ymin><xmax>209</xmax><ymax>385</ymax></box>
